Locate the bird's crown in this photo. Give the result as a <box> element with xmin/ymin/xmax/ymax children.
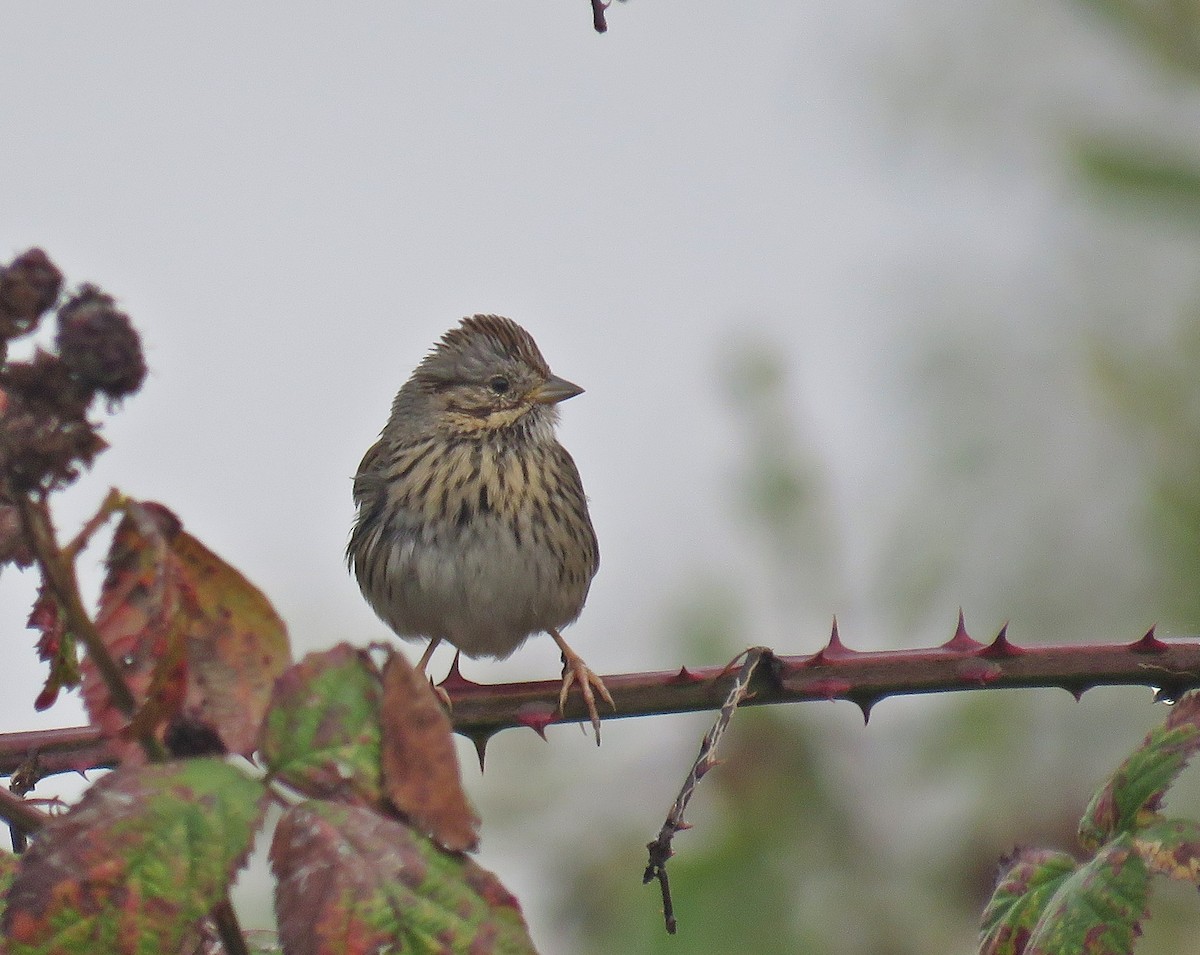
<box><xmin>420</xmin><ymin>314</ymin><xmax>550</xmax><ymax>381</ymax></box>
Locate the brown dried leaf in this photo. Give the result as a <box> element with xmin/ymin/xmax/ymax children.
<box><xmin>381</xmin><ymin>649</ymin><xmax>480</xmax><ymax>853</ymax></box>
<box><xmin>82</xmin><ymin>501</ymin><xmax>188</xmax><ymax>761</ymax></box>
<box><xmin>173</xmin><ymin>528</ymin><xmax>291</xmax><ymax>756</ymax></box>
<box><xmin>82</xmin><ymin>500</ymin><xmax>291</xmax><ymax>762</ymax></box>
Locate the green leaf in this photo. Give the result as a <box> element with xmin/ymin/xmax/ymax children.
<box><xmin>1133</xmin><ymin>818</ymin><xmax>1200</xmax><ymax>886</ymax></box>
<box><xmin>258</xmin><ymin>644</ymin><xmax>384</xmax><ymax>806</ymax></box>
<box><xmin>979</xmin><ymin>849</ymin><xmax>1077</xmax><ymax>955</ymax></box>
<box><xmin>1079</xmin><ymin>693</ymin><xmax>1200</xmax><ymax>850</ymax></box>
<box><xmin>1025</xmin><ymin>835</ymin><xmax>1149</xmax><ymax>955</ymax></box>
<box><xmin>2</xmin><ymin>758</ymin><xmax>266</xmax><ymax>955</ymax></box>
<box><xmin>270</xmin><ymin>801</ymin><xmax>537</xmax><ymax>955</ymax></box>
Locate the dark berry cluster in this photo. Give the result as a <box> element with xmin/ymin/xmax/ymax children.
<box><xmin>0</xmin><ymin>248</ymin><xmax>146</xmax><ymax>526</ymax></box>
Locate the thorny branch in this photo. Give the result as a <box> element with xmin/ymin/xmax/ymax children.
<box><xmin>643</xmin><ymin>647</ymin><xmax>770</xmax><ymax>934</ymax></box>
<box><xmin>4</xmin><ymin>618</ymin><xmax>1200</xmax><ymax>776</ymax></box>
<box><xmin>440</xmin><ymin>615</ymin><xmax>1200</xmax><ymax>763</ymax></box>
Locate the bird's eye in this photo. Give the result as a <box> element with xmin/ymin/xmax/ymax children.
<box><xmin>488</xmin><ymin>376</ymin><xmax>510</xmax><ymax>394</ymax></box>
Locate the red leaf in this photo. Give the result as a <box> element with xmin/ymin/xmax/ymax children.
<box><xmin>81</xmin><ymin>500</ymin><xmax>290</xmax><ymax>762</ymax></box>
<box><xmin>380</xmin><ymin>649</ymin><xmax>480</xmax><ymax>853</ymax></box>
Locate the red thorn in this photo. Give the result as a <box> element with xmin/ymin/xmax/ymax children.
<box><xmin>438</xmin><ymin>650</ymin><xmax>480</xmax><ymax>692</ymax></box>
<box><xmin>1130</xmin><ymin>625</ymin><xmax>1168</xmax><ymax>655</ymax></box>
<box><xmin>942</xmin><ymin>609</ymin><xmax>982</xmax><ymax>652</ymax></box>
<box><xmin>667</xmin><ymin>665</ymin><xmax>705</xmax><ymax>685</ymax></box>
<box><xmin>957</xmin><ymin>659</ymin><xmax>1003</xmax><ymax>686</ymax></box>
<box><xmin>980</xmin><ymin>623</ymin><xmax>1024</xmax><ymax>659</ymax></box>
<box><xmin>468</xmin><ymin>732</ymin><xmax>492</xmax><ymax>772</ymax></box>
<box><xmin>810</xmin><ymin>617</ymin><xmax>855</xmax><ymax>665</ymax></box>
<box><xmin>851</xmin><ymin>694</ymin><xmax>875</xmax><ymax>725</ymax></box>
<box><xmin>674</xmin><ymin>821</ymin><xmax>694</xmax><ymax>832</ymax></box>
<box><xmin>516</xmin><ymin>703</ymin><xmax>558</xmax><ymax>741</ymax></box>
<box><xmin>1064</xmin><ymin>684</ymin><xmax>1088</xmax><ymax>702</ymax></box>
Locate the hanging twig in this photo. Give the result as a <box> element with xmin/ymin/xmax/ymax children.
<box><xmin>643</xmin><ymin>647</ymin><xmax>772</xmax><ymax>934</ymax></box>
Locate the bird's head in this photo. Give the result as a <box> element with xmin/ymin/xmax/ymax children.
<box><xmin>408</xmin><ymin>314</ymin><xmax>583</xmax><ymax>436</ymax></box>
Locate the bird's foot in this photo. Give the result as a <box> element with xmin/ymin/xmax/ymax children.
<box><xmin>551</xmin><ymin>629</ymin><xmax>614</xmax><ymax>745</ymax></box>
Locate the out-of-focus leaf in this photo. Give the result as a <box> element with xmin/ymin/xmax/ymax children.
<box><xmin>380</xmin><ymin>649</ymin><xmax>479</xmax><ymax>853</ymax></box>
<box><xmin>979</xmin><ymin>848</ymin><xmax>1077</xmax><ymax>955</ymax></box>
<box><xmin>258</xmin><ymin>644</ymin><xmax>383</xmax><ymax>806</ymax></box>
<box><xmin>81</xmin><ymin>500</ymin><xmax>290</xmax><ymax>762</ymax></box>
<box><xmin>1077</xmin><ymin>140</ymin><xmax>1200</xmax><ymax>218</ymax></box>
<box><xmin>2</xmin><ymin>758</ymin><xmax>266</xmax><ymax>955</ymax></box>
<box><xmin>270</xmin><ymin>801</ymin><xmax>536</xmax><ymax>955</ymax></box>
<box><xmin>1133</xmin><ymin>818</ymin><xmax>1200</xmax><ymax>885</ymax></box>
<box><xmin>1079</xmin><ymin>693</ymin><xmax>1200</xmax><ymax>850</ymax></box>
<box><xmin>1075</xmin><ymin>0</ymin><xmax>1200</xmax><ymax>76</ymax></box>
<box><xmin>1024</xmin><ymin>835</ymin><xmax>1148</xmax><ymax>955</ymax></box>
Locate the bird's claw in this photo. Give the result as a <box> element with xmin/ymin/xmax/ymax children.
<box><xmin>558</xmin><ymin>650</ymin><xmax>614</xmax><ymax>746</ymax></box>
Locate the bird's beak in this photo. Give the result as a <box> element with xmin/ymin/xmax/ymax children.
<box><xmin>531</xmin><ymin>375</ymin><xmax>585</xmax><ymax>405</ymax></box>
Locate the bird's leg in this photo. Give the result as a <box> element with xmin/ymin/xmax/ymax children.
<box><xmin>415</xmin><ymin>638</ymin><xmax>442</xmax><ymax>674</ymax></box>
<box><xmin>415</xmin><ymin>638</ymin><xmax>452</xmax><ymax>709</ymax></box>
<box><xmin>549</xmin><ymin>628</ymin><xmax>614</xmax><ymax>746</ymax></box>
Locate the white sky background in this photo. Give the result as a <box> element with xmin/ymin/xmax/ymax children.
<box><xmin>4</xmin><ymin>0</ymin><xmax>1200</xmax><ymax>949</ymax></box>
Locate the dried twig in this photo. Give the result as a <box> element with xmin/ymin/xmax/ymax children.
<box><xmin>643</xmin><ymin>647</ymin><xmax>772</xmax><ymax>934</ymax></box>
<box><xmin>591</xmin><ymin>0</ymin><xmax>610</xmax><ymax>32</ymax></box>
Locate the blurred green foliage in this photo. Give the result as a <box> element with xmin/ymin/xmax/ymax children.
<box><xmin>1080</xmin><ymin>0</ymin><xmax>1200</xmax><ymax>74</ymax></box>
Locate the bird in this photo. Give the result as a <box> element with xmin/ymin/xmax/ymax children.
<box><xmin>347</xmin><ymin>314</ymin><xmax>612</xmax><ymax>743</ymax></box>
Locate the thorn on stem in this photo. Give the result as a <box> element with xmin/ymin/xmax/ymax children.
<box><xmin>810</xmin><ymin>617</ymin><xmax>855</xmax><ymax>665</ymax></box>
<box><xmin>1130</xmin><ymin>626</ymin><xmax>1168</xmax><ymax>655</ymax></box>
<box><xmin>466</xmin><ymin>731</ymin><xmax>492</xmax><ymax>772</ymax></box>
<box><xmin>980</xmin><ymin>622</ymin><xmax>1024</xmax><ymax>659</ymax></box>
<box><xmin>942</xmin><ymin>609</ymin><xmax>982</xmax><ymax>652</ymax></box>
<box><xmin>439</xmin><ymin>650</ymin><xmax>480</xmax><ymax>692</ymax></box>
<box><xmin>850</xmin><ymin>693</ymin><xmax>876</xmax><ymax>724</ymax></box>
